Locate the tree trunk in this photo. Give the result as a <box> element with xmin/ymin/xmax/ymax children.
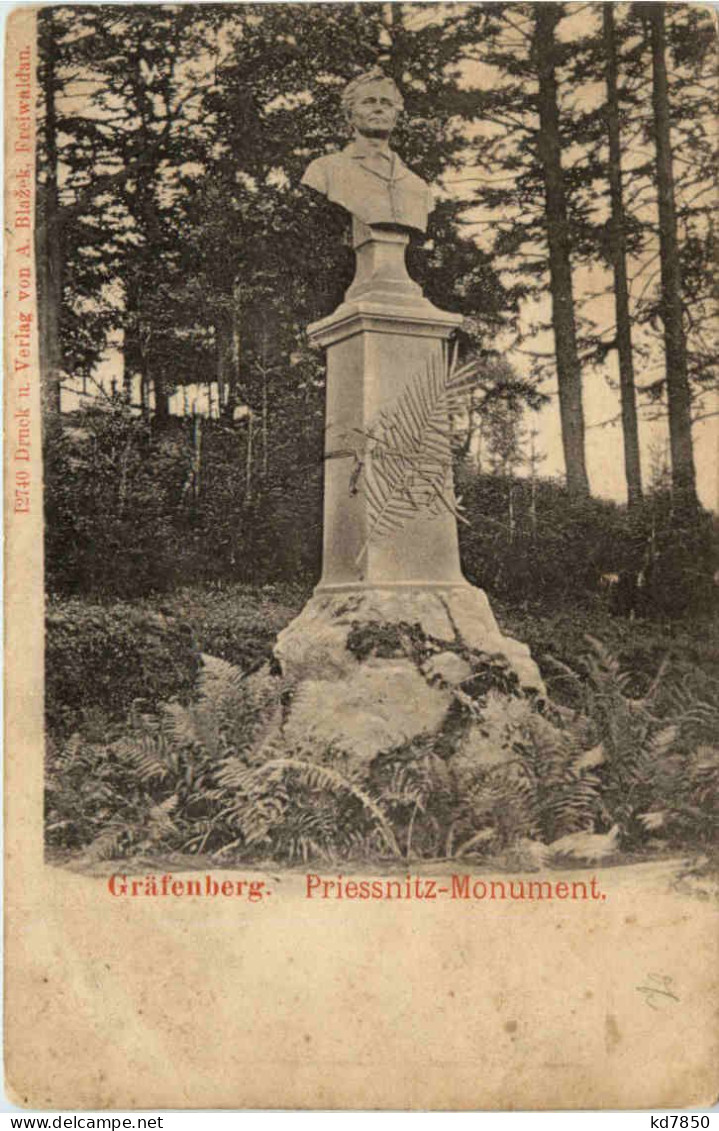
<box><xmin>529</xmin><ymin>429</ymin><xmax>540</xmax><ymax>539</ymax></box>
<box><xmin>230</xmin><ymin>291</ymin><xmax>241</xmax><ymax>417</ymax></box>
<box><xmin>192</xmin><ymin>413</ymin><xmax>202</xmax><ymax>501</ymax></box>
<box><xmin>127</xmin><ymin>28</ymin><xmax>170</xmax><ymax>426</ymax></box>
<box><xmin>603</xmin><ymin>3</ymin><xmax>643</xmax><ymax>509</ymax></box>
<box><xmin>154</xmin><ymin>372</ymin><xmax>171</xmax><ymax>425</ymax></box>
<box><xmin>261</xmin><ymin>371</ymin><xmax>268</xmax><ymax>478</ymax></box>
<box><xmin>245</xmin><ymin>411</ymin><xmax>254</xmax><ymax>502</ymax></box>
<box><xmin>218</xmin><ymin>283</ymin><xmax>241</xmax><ymax>421</ymax></box>
<box><xmin>123</xmin><ymin>272</ymin><xmax>144</xmax><ymax>406</ymax></box>
<box><xmin>647</xmin><ymin>3</ymin><xmax>698</xmax><ymax>513</ymax></box>
<box><xmin>36</xmin><ymin>9</ymin><xmax>62</xmax><ymax>422</ymax></box>
<box><xmin>260</xmin><ymin>335</ymin><xmax>269</xmax><ymax>480</ymax></box>
<box><xmin>533</xmin><ymin>3</ymin><xmax>590</xmax><ymax>499</ymax></box>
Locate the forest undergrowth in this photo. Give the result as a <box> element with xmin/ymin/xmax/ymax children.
<box><xmin>45</xmin><ymin>584</ymin><xmax>719</xmax><ymax>873</ymax></box>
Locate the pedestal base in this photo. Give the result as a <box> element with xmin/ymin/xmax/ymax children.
<box><xmin>273</xmin><ymin>584</ymin><xmax>545</xmax><ymax>769</ymax></box>
<box><xmin>281</xmin><ymin>227</ymin><xmax>546</xmax><ymax>772</ymax></box>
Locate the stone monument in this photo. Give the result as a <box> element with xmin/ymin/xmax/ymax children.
<box><xmin>274</xmin><ymin>69</ymin><xmax>544</xmax><ymax>767</ymax></box>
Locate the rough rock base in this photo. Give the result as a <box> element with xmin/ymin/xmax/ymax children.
<box><xmin>273</xmin><ymin>584</ymin><xmax>546</xmax><ymax>769</ymax></box>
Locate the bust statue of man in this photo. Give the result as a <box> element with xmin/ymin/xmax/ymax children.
<box><xmin>301</xmin><ymin>68</ymin><xmax>434</xmax><ymax>236</ymax></box>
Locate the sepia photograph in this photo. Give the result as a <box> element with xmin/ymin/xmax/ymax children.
<box><xmin>4</xmin><ymin>0</ymin><xmax>719</xmax><ymax>1110</ymax></box>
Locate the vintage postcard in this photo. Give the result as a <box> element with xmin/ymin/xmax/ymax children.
<box><xmin>4</xmin><ymin>1</ymin><xmax>719</xmax><ymax>1110</ymax></box>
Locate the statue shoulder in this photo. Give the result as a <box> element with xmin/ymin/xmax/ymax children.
<box><xmin>396</xmin><ymin>156</ymin><xmax>432</xmax><ymax>194</ymax></box>
<box><xmin>301</xmin><ymin>149</ymin><xmax>351</xmax><ymax>195</ymax></box>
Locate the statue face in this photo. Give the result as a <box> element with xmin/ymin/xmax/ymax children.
<box><xmin>348</xmin><ymin>80</ymin><xmax>400</xmax><ymax>138</ymax></box>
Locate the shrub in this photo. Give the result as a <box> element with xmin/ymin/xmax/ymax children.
<box><xmin>44</xmin><ymin>402</ymin><xmax>324</xmax><ymax>598</ymax></box>
<box><xmin>455</xmin><ymin>468</ymin><xmax>719</xmax><ymax>616</ymax></box>
<box><xmin>456</xmin><ymin>470</ymin><xmax>630</xmax><ymax>604</ymax></box>
<box><xmin>44</xmin><ymin>406</ymin><xmax>194</xmax><ymax>597</ymax></box>
<box><xmin>45</xmin><ymin>597</ymin><xmax>201</xmax><ymax>738</ymax></box>
<box><xmin>45</xmin><ymin>403</ymin><xmax>717</xmax><ymax>614</ymax></box>
<box><xmin>149</xmin><ymin>583</ymin><xmax>306</xmax><ymax>671</ymax></box>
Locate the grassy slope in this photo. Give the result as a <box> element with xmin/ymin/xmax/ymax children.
<box><xmin>142</xmin><ymin>581</ymin><xmax>718</xmax><ymax>709</ymax></box>
<box><xmin>493</xmin><ymin>597</ymin><xmax>719</xmax><ymax>710</ymax></box>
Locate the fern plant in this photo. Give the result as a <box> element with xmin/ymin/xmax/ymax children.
<box><xmin>369</xmin><ymin>739</ymin><xmax>456</xmax><ymax>858</ymax></box>
<box><xmin>545</xmin><ymin>637</ymin><xmax>719</xmax><ymax>851</ymax></box>
<box><xmin>45</xmin><ymin>730</ymin><xmax>155</xmax><ymax>857</ymax></box>
<box><xmin>46</xmin><ymin>627</ymin><xmax>718</xmax><ymax>867</ymax></box>
<box><xmin>217</xmin><ymin>750</ymin><xmax>401</xmax><ymax>862</ymax></box>
<box><xmin>46</xmin><ymin>655</ymin><xmax>285</xmax><ymax>862</ymax></box>
<box><xmin>438</xmin><ymin>712</ymin><xmax>603</xmax><ymax>859</ymax></box>
<box><xmin>47</xmin><ymin>658</ymin><xmax>404</xmax><ymax>864</ymax></box>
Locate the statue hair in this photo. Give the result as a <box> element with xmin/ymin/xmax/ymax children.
<box><xmin>341</xmin><ymin>68</ymin><xmax>404</xmax><ymax>117</ymax></box>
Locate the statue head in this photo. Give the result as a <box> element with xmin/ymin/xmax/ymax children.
<box><xmin>342</xmin><ymin>68</ymin><xmax>403</xmax><ymax>140</ymax></box>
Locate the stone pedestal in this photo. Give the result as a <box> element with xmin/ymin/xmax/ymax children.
<box><xmin>273</xmin><ymin>225</ymin><xmax>544</xmax><ymax>767</ymax></box>
<box><xmin>274</xmin><ymin>585</ymin><xmax>543</xmax><ymax>767</ymax></box>
<box><xmin>311</xmin><ymin>226</ymin><xmax>464</xmax><ymax>590</ymax></box>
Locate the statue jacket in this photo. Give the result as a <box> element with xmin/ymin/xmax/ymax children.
<box><xmin>301</xmin><ymin>138</ymin><xmax>433</xmax><ymax>234</ymax></box>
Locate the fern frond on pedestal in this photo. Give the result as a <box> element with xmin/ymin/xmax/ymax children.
<box><xmin>355</xmin><ymin>348</ymin><xmax>484</xmax><ymax>561</ymax></box>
